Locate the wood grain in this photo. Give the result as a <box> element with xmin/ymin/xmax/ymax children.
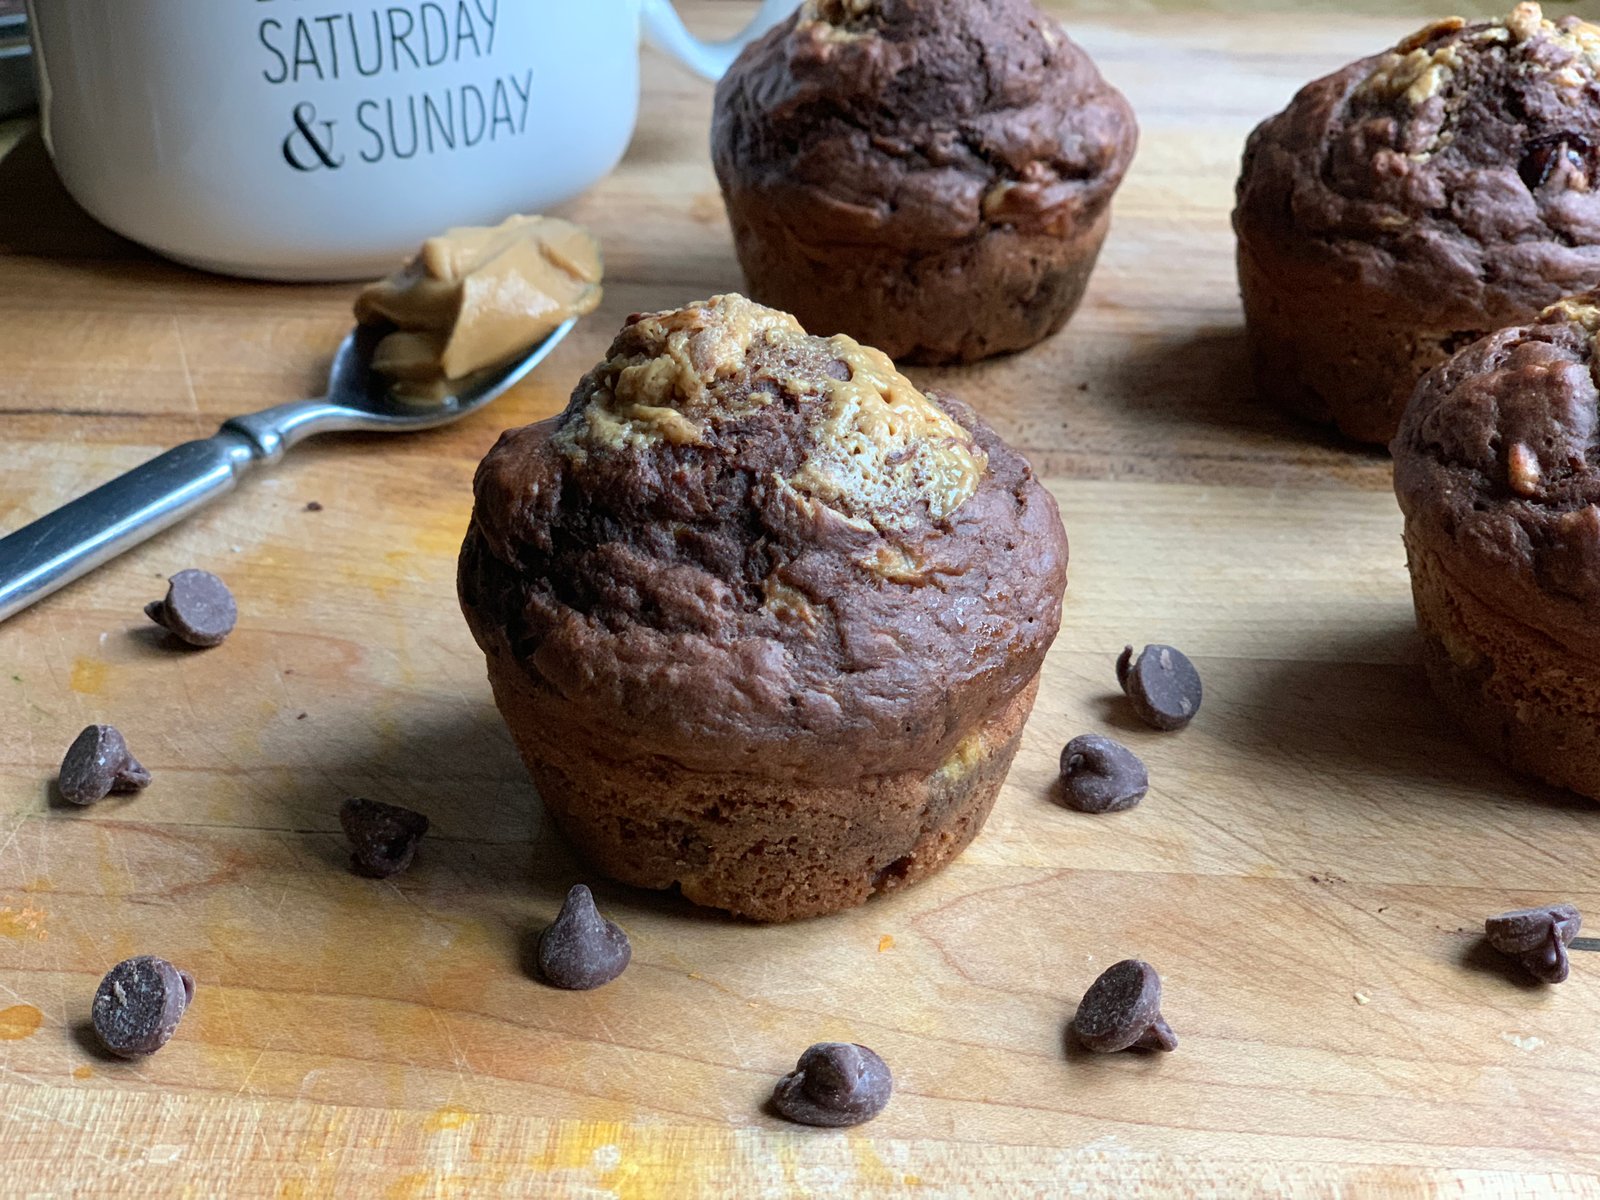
<box><xmin>4</xmin><ymin>4</ymin><xmax>1600</xmax><ymax>1196</ymax></box>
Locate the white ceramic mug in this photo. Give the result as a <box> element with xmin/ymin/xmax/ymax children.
<box><xmin>25</xmin><ymin>0</ymin><xmax>796</xmax><ymax>280</ymax></box>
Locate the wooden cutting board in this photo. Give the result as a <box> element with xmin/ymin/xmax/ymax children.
<box><xmin>3</xmin><ymin>4</ymin><xmax>1598</xmax><ymax>1195</ymax></box>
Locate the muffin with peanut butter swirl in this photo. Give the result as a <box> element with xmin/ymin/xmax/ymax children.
<box><xmin>459</xmin><ymin>294</ymin><xmax>1068</xmax><ymax>920</ymax></box>
<box><xmin>711</xmin><ymin>0</ymin><xmax>1136</xmax><ymax>365</ymax></box>
<box><xmin>1235</xmin><ymin>3</ymin><xmax>1600</xmax><ymax>445</ymax></box>
<box><xmin>1394</xmin><ymin>291</ymin><xmax>1600</xmax><ymax>798</ymax></box>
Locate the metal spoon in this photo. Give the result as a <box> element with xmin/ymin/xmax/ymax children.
<box><xmin>0</xmin><ymin>318</ymin><xmax>575</xmax><ymax>623</ymax></box>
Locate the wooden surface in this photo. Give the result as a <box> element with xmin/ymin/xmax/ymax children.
<box><xmin>4</xmin><ymin>4</ymin><xmax>1600</xmax><ymax>1196</ymax></box>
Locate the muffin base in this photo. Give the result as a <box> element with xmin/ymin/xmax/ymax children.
<box><xmin>491</xmin><ymin>671</ymin><xmax>1040</xmax><ymax>922</ymax></box>
<box><xmin>724</xmin><ymin>196</ymin><xmax>1110</xmax><ymax>365</ymax></box>
<box><xmin>1237</xmin><ymin>234</ymin><xmax>1486</xmax><ymax>447</ymax></box>
<box><xmin>1407</xmin><ymin>536</ymin><xmax>1600</xmax><ymax>799</ymax></box>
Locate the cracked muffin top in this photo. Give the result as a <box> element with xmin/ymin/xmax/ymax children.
<box><xmin>1236</xmin><ymin>3</ymin><xmax>1600</xmax><ymax>321</ymax></box>
<box><xmin>1395</xmin><ymin>290</ymin><xmax>1600</xmax><ymax>630</ymax></box>
<box><xmin>711</xmin><ymin>0</ymin><xmax>1137</xmax><ymax>248</ymax></box>
<box><xmin>458</xmin><ymin>295</ymin><xmax>1068</xmax><ymax>782</ymax></box>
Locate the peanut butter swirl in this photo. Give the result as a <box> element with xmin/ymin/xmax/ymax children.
<box><xmin>555</xmin><ymin>294</ymin><xmax>986</xmax><ymax>530</ymax></box>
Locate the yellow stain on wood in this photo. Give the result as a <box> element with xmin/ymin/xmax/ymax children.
<box><xmin>286</xmin><ymin>1181</ymin><xmax>354</xmax><ymax>1200</ymax></box>
<box><xmin>775</xmin><ymin>1140</ymin><xmax>800</xmax><ymax>1189</ymax></box>
<box><xmin>69</xmin><ymin>657</ymin><xmax>107</xmax><ymax>695</ymax></box>
<box><xmin>381</xmin><ymin>1174</ymin><xmax>420</xmax><ymax>1200</ymax></box>
<box><xmin>848</xmin><ymin>1135</ymin><xmax>899</xmax><ymax>1188</ymax></box>
<box><xmin>528</xmin><ymin>1120</ymin><xmax>627</xmax><ymax>1172</ymax></box>
<box><xmin>423</xmin><ymin>1106</ymin><xmax>474</xmax><ymax>1133</ymax></box>
<box><xmin>877</xmin><ymin>934</ymin><xmax>894</xmax><ymax>952</ymax></box>
<box><xmin>412</xmin><ymin>509</ymin><xmax>469</xmax><ymax>559</ymax></box>
<box><xmin>278</xmin><ymin>1177</ymin><xmax>351</xmax><ymax>1200</ymax></box>
<box><xmin>0</xmin><ymin>901</ymin><xmax>48</xmax><ymax>940</ymax></box>
<box><xmin>0</xmin><ymin>1004</ymin><xmax>42</xmax><ymax>1040</ymax></box>
<box><xmin>72</xmin><ymin>1065</ymin><xmax>93</xmax><ymax>1080</ymax></box>
<box><xmin>523</xmin><ymin>1120</ymin><xmax>736</xmax><ymax>1200</ymax></box>
<box><xmin>599</xmin><ymin>1133</ymin><xmax>726</xmax><ymax>1200</ymax></box>
<box><xmin>22</xmin><ymin>877</ymin><xmax>52</xmax><ymax>893</ymax></box>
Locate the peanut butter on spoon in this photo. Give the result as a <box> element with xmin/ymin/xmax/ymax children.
<box><xmin>355</xmin><ymin>214</ymin><xmax>603</xmax><ymax>401</ymax></box>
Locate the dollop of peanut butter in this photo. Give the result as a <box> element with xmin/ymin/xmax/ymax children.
<box><xmin>556</xmin><ymin>295</ymin><xmax>987</xmax><ymax>532</ymax></box>
<box><xmin>355</xmin><ymin>214</ymin><xmax>602</xmax><ymax>401</ymax></box>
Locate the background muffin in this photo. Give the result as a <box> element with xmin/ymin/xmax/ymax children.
<box><xmin>1393</xmin><ymin>291</ymin><xmax>1600</xmax><ymax>798</ymax></box>
<box><xmin>1236</xmin><ymin>4</ymin><xmax>1600</xmax><ymax>446</ymax></box>
<box><xmin>459</xmin><ymin>295</ymin><xmax>1068</xmax><ymax>920</ymax></box>
<box><xmin>711</xmin><ymin>0</ymin><xmax>1137</xmax><ymax>366</ymax></box>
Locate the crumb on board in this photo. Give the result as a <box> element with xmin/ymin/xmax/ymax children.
<box><xmin>1354</xmin><ymin>992</ymin><xmax>1371</xmax><ymax>1005</ymax></box>
<box><xmin>878</xmin><ymin>935</ymin><xmax>894</xmax><ymax>952</ymax></box>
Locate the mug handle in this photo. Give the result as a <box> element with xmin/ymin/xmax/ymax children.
<box><xmin>641</xmin><ymin>0</ymin><xmax>799</xmax><ymax>81</ymax></box>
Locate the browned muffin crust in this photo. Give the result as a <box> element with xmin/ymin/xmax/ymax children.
<box><xmin>712</xmin><ymin>0</ymin><xmax>1136</xmax><ymax>365</ymax></box>
<box><xmin>459</xmin><ymin>296</ymin><xmax>1068</xmax><ymax>913</ymax></box>
<box><xmin>1394</xmin><ymin>292</ymin><xmax>1600</xmax><ymax>795</ymax></box>
<box><xmin>1236</xmin><ymin>4</ymin><xmax>1600</xmax><ymax>444</ymax></box>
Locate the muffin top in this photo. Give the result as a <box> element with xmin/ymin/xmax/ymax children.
<box><xmin>711</xmin><ymin>0</ymin><xmax>1137</xmax><ymax>248</ymax></box>
<box><xmin>1236</xmin><ymin>3</ymin><xmax>1600</xmax><ymax>320</ymax></box>
<box><xmin>1394</xmin><ymin>290</ymin><xmax>1600</xmax><ymax>629</ymax></box>
<box><xmin>459</xmin><ymin>295</ymin><xmax>1068</xmax><ymax>781</ymax></box>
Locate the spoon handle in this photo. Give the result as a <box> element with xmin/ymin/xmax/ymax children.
<box><xmin>0</xmin><ymin>429</ymin><xmax>265</xmax><ymax>623</ymax></box>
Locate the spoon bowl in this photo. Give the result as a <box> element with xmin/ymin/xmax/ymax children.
<box><xmin>328</xmin><ymin>317</ymin><xmax>574</xmax><ymax>426</ymax></box>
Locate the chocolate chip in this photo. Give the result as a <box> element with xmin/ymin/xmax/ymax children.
<box><xmin>1485</xmin><ymin>903</ymin><xmax>1582</xmax><ymax>984</ymax></box>
<box><xmin>1520</xmin><ymin>131</ymin><xmax>1591</xmax><ymax>191</ymax></box>
<box><xmin>771</xmin><ymin>1042</ymin><xmax>892</xmax><ymax>1127</ymax></box>
<box><xmin>1072</xmin><ymin>959</ymin><xmax>1178</xmax><ymax>1053</ymax></box>
<box><xmin>1117</xmin><ymin>644</ymin><xmax>1202</xmax><ymax>731</ymax></box>
<box><xmin>58</xmin><ymin>724</ymin><xmax>151</xmax><ymax>806</ymax></box>
<box><xmin>339</xmin><ymin>796</ymin><xmax>429</xmax><ymax>878</ymax></box>
<box><xmin>1059</xmin><ymin>734</ymin><xmax>1148</xmax><ymax>813</ymax></box>
<box><xmin>91</xmin><ymin>956</ymin><xmax>194</xmax><ymax>1057</ymax></box>
<box><xmin>824</xmin><ymin>358</ymin><xmax>852</xmax><ymax>381</ymax></box>
<box><xmin>536</xmin><ymin>884</ymin><xmax>631</xmax><ymax>989</ymax></box>
<box><xmin>145</xmin><ymin>569</ymin><xmax>237</xmax><ymax>648</ymax></box>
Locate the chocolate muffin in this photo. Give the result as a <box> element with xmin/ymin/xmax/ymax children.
<box><xmin>711</xmin><ymin>0</ymin><xmax>1137</xmax><ymax>366</ymax></box>
<box><xmin>459</xmin><ymin>294</ymin><xmax>1068</xmax><ymax>920</ymax></box>
<box><xmin>1236</xmin><ymin>4</ymin><xmax>1600</xmax><ymax>445</ymax></box>
<box><xmin>1394</xmin><ymin>292</ymin><xmax>1600</xmax><ymax>798</ymax></box>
